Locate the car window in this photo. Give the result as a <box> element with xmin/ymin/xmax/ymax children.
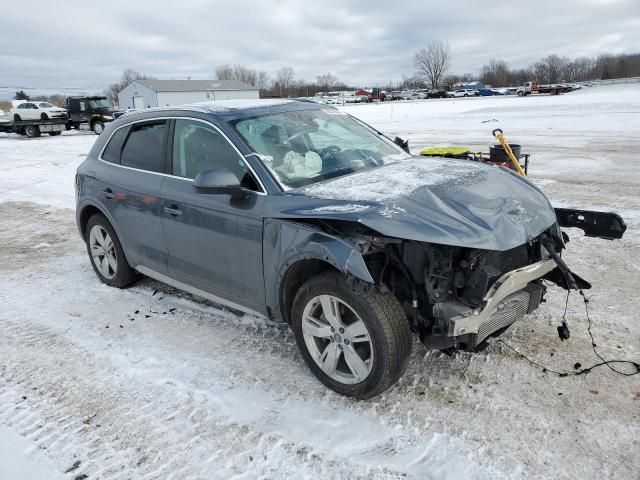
<box><xmin>39</xmin><ymin>102</ymin><xmax>54</xmax><ymax>108</ymax></box>
<box><xmin>101</xmin><ymin>127</ymin><xmax>129</xmax><ymax>164</ymax></box>
<box><xmin>17</xmin><ymin>104</ymin><xmax>27</xmax><ymax>109</ymax></box>
<box><xmin>120</xmin><ymin>121</ymin><xmax>167</xmax><ymax>173</ymax></box>
<box><xmin>233</xmin><ymin>109</ymin><xmax>408</xmax><ymax>189</ymax></box>
<box><xmin>172</xmin><ymin>119</ymin><xmax>257</xmax><ymax>189</ymax></box>
<box><xmin>80</xmin><ymin>101</ymin><xmax>86</xmax><ymax>111</ymax></box>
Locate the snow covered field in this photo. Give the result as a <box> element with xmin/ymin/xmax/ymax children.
<box><xmin>1</xmin><ymin>84</ymin><xmax>639</xmax><ymax>479</ymax></box>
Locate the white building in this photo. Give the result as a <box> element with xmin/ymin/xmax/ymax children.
<box><xmin>117</xmin><ymin>79</ymin><xmax>259</xmax><ymax>109</ymax></box>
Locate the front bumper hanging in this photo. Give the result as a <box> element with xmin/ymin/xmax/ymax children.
<box><xmin>555</xmin><ymin>208</ymin><xmax>627</xmax><ymax>240</ymax></box>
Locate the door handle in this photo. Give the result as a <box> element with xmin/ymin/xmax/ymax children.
<box><xmin>102</xmin><ymin>188</ymin><xmax>114</xmax><ymax>199</ymax></box>
<box><xmin>163</xmin><ymin>205</ymin><xmax>183</xmax><ymax>216</ymax></box>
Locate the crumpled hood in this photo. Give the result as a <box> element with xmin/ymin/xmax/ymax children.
<box><xmin>283</xmin><ymin>156</ymin><xmax>557</xmax><ymax>251</ymax></box>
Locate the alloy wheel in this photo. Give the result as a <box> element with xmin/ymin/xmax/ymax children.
<box><xmin>89</xmin><ymin>225</ymin><xmax>117</xmax><ymax>279</ymax></box>
<box><xmin>301</xmin><ymin>294</ymin><xmax>374</xmax><ymax>385</ymax></box>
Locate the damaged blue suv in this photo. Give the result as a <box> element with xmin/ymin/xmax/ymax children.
<box><xmin>75</xmin><ymin>100</ymin><xmax>625</xmax><ymax>398</ymax></box>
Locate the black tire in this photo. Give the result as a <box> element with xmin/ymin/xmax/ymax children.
<box><xmin>92</xmin><ymin>121</ymin><xmax>104</xmax><ymax>135</ymax></box>
<box><xmin>517</xmin><ymin>91</ymin><xmax>524</xmax><ymax>97</ymax></box>
<box><xmin>41</xmin><ymin>113</ymin><xmax>49</xmax><ymax>120</ymax></box>
<box><xmin>291</xmin><ymin>271</ymin><xmax>412</xmax><ymax>399</ymax></box>
<box><xmin>24</xmin><ymin>125</ymin><xmax>41</xmax><ymax>138</ymax></box>
<box><xmin>85</xmin><ymin>213</ymin><xmax>137</xmax><ymax>288</ymax></box>
<box><xmin>13</xmin><ymin>114</ymin><xmax>21</xmax><ymax>121</ymax></box>
<box><xmin>48</xmin><ymin>131</ymin><xmax>62</xmax><ymax>136</ymax></box>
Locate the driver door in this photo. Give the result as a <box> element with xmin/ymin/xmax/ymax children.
<box><xmin>160</xmin><ymin>118</ymin><xmax>266</xmax><ymax>313</ymax></box>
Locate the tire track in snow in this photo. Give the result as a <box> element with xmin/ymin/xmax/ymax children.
<box><xmin>0</xmin><ymin>311</ymin><xmax>486</xmax><ymax>480</ymax></box>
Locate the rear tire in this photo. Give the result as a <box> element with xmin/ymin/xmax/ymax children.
<box><xmin>291</xmin><ymin>271</ymin><xmax>412</xmax><ymax>399</ymax></box>
<box><xmin>92</xmin><ymin>121</ymin><xmax>104</xmax><ymax>135</ymax></box>
<box><xmin>85</xmin><ymin>214</ymin><xmax>137</xmax><ymax>288</ymax></box>
<box><xmin>24</xmin><ymin>125</ymin><xmax>41</xmax><ymax>138</ymax></box>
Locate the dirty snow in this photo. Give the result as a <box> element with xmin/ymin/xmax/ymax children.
<box><xmin>1</xmin><ymin>84</ymin><xmax>639</xmax><ymax>479</ymax></box>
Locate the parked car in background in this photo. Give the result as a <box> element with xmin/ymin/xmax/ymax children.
<box><xmin>427</xmin><ymin>89</ymin><xmax>448</xmax><ymax>99</ymax></box>
<box><xmin>490</xmin><ymin>88</ymin><xmax>508</xmax><ymax>95</ymax></box>
<box><xmin>477</xmin><ymin>88</ymin><xmax>494</xmax><ymax>96</ymax></box>
<box><xmin>10</xmin><ymin>101</ymin><xmax>67</xmax><ymax>121</ymax></box>
<box><xmin>446</xmin><ymin>89</ymin><xmax>478</xmax><ymax>98</ymax></box>
<box><xmin>74</xmin><ymin>99</ymin><xmax>618</xmax><ymax>399</ymax></box>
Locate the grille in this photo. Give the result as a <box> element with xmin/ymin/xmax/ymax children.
<box><xmin>475</xmin><ymin>290</ymin><xmax>531</xmax><ymax>346</ymax></box>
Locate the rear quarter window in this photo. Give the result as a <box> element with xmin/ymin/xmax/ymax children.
<box><xmin>120</xmin><ymin>121</ymin><xmax>167</xmax><ymax>173</ymax></box>
<box><xmin>101</xmin><ymin>127</ymin><xmax>128</xmax><ymax>164</ymax></box>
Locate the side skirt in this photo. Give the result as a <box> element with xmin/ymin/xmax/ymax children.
<box><xmin>135</xmin><ymin>265</ymin><xmax>267</xmax><ymax>320</ymax></box>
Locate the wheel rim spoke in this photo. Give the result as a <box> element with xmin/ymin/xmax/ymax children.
<box><xmin>343</xmin><ymin>346</ymin><xmax>369</xmax><ymax>381</ymax></box>
<box><xmin>319</xmin><ymin>342</ymin><xmax>341</xmax><ymax>376</ymax></box>
<box><xmin>100</xmin><ymin>256</ymin><xmax>110</xmax><ymax>275</ymax></box>
<box><xmin>302</xmin><ymin>315</ymin><xmax>333</xmax><ymax>338</ymax></box>
<box><xmin>345</xmin><ymin>320</ymin><xmax>369</xmax><ymax>342</ymax></box>
<box><xmin>104</xmin><ymin>236</ymin><xmax>114</xmax><ymax>254</ymax></box>
<box><xmin>106</xmin><ymin>252</ymin><xmax>118</xmax><ymax>272</ymax></box>
<box><xmin>319</xmin><ymin>295</ymin><xmax>342</xmax><ymax>329</ymax></box>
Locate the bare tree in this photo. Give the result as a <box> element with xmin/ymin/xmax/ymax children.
<box><xmin>105</xmin><ymin>69</ymin><xmax>155</xmax><ymax>104</ymax></box>
<box><xmin>481</xmin><ymin>58</ymin><xmax>509</xmax><ymax>86</ymax></box>
<box><xmin>414</xmin><ymin>40</ymin><xmax>451</xmax><ymax>88</ymax></box>
<box><xmin>215</xmin><ymin>64</ymin><xmax>234</xmax><ymax>80</ymax></box>
<box><xmin>275</xmin><ymin>66</ymin><xmax>294</xmax><ymax>97</ymax></box>
<box><xmin>316</xmin><ymin>72</ymin><xmax>339</xmax><ymax>93</ymax></box>
<box><xmin>542</xmin><ymin>54</ymin><xmax>569</xmax><ymax>83</ymax></box>
<box><xmin>256</xmin><ymin>71</ymin><xmax>270</xmax><ymax>90</ymax></box>
<box><xmin>215</xmin><ymin>64</ymin><xmax>258</xmax><ymax>86</ymax></box>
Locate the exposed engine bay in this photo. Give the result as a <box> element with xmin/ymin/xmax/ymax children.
<box><xmin>308</xmin><ymin>209</ymin><xmax>626</xmax><ymax>352</ymax></box>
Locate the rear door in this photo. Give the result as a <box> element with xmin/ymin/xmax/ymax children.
<box><xmin>160</xmin><ymin>118</ymin><xmax>266</xmax><ymax>312</ymax></box>
<box><xmin>96</xmin><ymin>120</ymin><xmax>169</xmax><ymax>273</ymax></box>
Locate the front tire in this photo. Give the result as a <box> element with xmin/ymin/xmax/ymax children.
<box><xmin>85</xmin><ymin>214</ymin><xmax>137</xmax><ymax>288</ymax></box>
<box><xmin>13</xmin><ymin>114</ymin><xmax>21</xmax><ymax>121</ymax></box>
<box><xmin>41</xmin><ymin>113</ymin><xmax>49</xmax><ymax>120</ymax></box>
<box><xmin>291</xmin><ymin>271</ymin><xmax>412</xmax><ymax>399</ymax></box>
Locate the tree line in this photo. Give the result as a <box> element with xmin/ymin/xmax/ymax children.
<box><xmin>410</xmin><ymin>41</ymin><xmax>640</xmax><ymax>89</ymax></box>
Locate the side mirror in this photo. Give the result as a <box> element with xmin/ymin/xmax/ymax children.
<box><xmin>193</xmin><ymin>169</ymin><xmax>245</xmax><ymax>199</ymax></box>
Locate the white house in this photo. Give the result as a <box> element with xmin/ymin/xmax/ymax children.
<box><xmin>117</xmin><ymin>79</ymin><xmax>259</xmax><ymax>109</ymax></box>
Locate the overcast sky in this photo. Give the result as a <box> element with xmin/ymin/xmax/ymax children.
<box><xmin>1</xmin><ymin>0</ymin><xmax>639</xmax><ymax>98</ymax></box>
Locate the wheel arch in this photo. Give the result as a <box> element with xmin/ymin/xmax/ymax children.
<box><xmin>264</xmin><ymin>219</ymin><xmax>375</xmax><ymax>324</ymax></box>
<box><xmin>77</xmin><ymin>200</ymin><xmax>133</xmax><ymax>264</ymax></box>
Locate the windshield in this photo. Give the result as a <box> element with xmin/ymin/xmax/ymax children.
<box><xmin>233</xmin><ymin>108</ymin><xmax>410</xmax><ymax>189</ymax></box>
<box><xmin>88</xmin><ymin>99</ymin><xmax>112</xmax><ymax>109</ymax></box>
<box><xmin>38</xmin><ymin>102</ymin><xmax>54</xmax><ymax>108</ymax></box>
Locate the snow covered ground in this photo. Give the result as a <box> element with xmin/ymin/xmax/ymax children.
<box><xmin>0</xmin><ymin>84</ymin><xmax>638</xmax><ymax>479</ymax></box>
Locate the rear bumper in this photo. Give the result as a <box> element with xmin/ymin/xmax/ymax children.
<box><xmin>449</xmin><ymin>258</ymin><xmax>556</xmax><ymax>344</ymax></box>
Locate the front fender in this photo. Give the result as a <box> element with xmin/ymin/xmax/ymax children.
<box><xmin>264</xmin><ymin>219</ymin><xmax>374</xmax><ymax>318</ymax></box>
